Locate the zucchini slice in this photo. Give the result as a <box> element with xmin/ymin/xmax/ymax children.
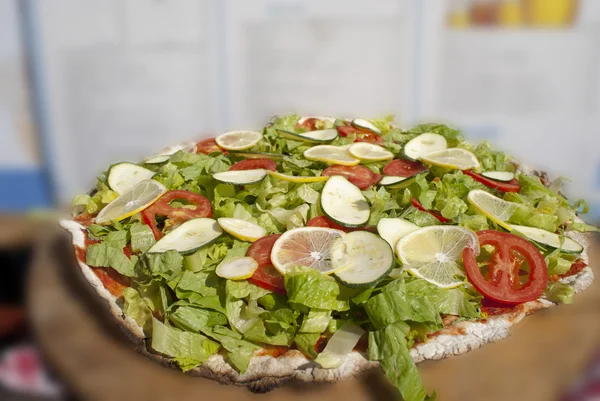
<box><xmin>148</xmin><ymin>218</ymin><xmax>223</xmax><ymax>255</ymax></box>
<box><xmin>481</xmin><ymin>171</ymin><xmax>515</xmax><ymax>182</ymax></box>
<box><xmin>213</xmin><ymin>169</ymin><xmax>267</xmax><ymax>185</ymax></box>
<box><xmin>107</xmin><ymin>162</ymin><xmax>156</xmax><ymax>195</ymax></box>
<box><xmin>509</xmin><ymin>224</ymin><xmax>583</xmax><ymax>254</ymax></box>
<box><xmin>228</xmin><ymin>151</ymin><xmax>283</xmax><ymax>160</ymax></box>
<box><xmin>377</xmin><ymin>217</ymin><xmax>420</xmax><ymax>248</ymax></box>
<box><xmin>351</xmin><ymin>118</ymin><xmax>382</xmax><ymax>134</ymax></box>
<box><xmin>403</xmin><ymin>133</ymin><xmax>447</xmax><ymax>161</ymax></box>
<box><xmin>320</xmin><ymin>176</ymin><xmax>370</xmax><ymax>227</ymax></box>
<box><xmin>378</xmin><ymin>175</ymin><xmax>414</xmax><ymax>188</ymax></box>
<box><xmin>276</xmin><ymin>128</ymin><xmax>338</xmax><ymax>143</ymax></box>
<box><xmin>334</xmin><ymin>231</ymin><xmax>394</xmax><ymax>287</ymax></box>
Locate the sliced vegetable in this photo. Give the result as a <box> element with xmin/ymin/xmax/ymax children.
<box><xmin>229</xmin><ymin>158</ymin><xmax>276</xmax><ymax>172</ymax></box>
<box><xmin>463</xmin><ymin>170</ymin><xmax>520</xmax><ymax>193</ymax></box>
<box><xmin>509</xmin><ymin>224</ymin><xmax>583</xmax><ymax>254</ymax></box>
<box><xmin>218</xmin><ymin>217</ymin><xmax>267</xmax><ymax>242</ymax></box>
<box><xmin>216</xmin><ymin>257</ymin><xmax>258</xmax><ymax>280</ymax></box>
<box><xmin>481</xmin><ymin>171</ymin><xmax>515</xmax><ymax>182</ymax></box>
<box><xmin>463</xmin><ymin>230</ymin><xmax>548</xmax><ymax>305</ymax></box>
<box><xmin>107</xmin><ymin>162</ymin><xmax>156</xmax><ymax>195</ymax></box>
<box><xmin>334</xmin><ymin>231</ymin><xmax>394</xmax><ymax>287</ymax></box>
<box><xmin>148</xmin><ymin>218</ymin><xmax>222</xmax><ymax>254</ymax></box>
<box><xmin>213</xmin><ymin>169</ymin><xmax>267</xmax><ymax>185</ymax></box>
<box><xmin>276</xmin><ymin>128</ymin><xmax>338</xmax><ymax>143</ymax></box>
<box><xmin>141</xmin><ymin>190</ymin><xmax>213</xmax><ymax>239</ymax></box>
<box><xmin>378</xmin><ymin>176</ymin><xmax>415</xmax><ymax>189</ymax></box>
<box><xmin>315</xmin><ymin>322</ymin><xmax>365</xmax><ymax>368</ymax></box>
<box><xmin>348</xmin><ymin>142</ymin><xmax>394</xmax><ymax>162</ymax></box>
<box><xmin>397</xmin><ymin>225</ymin><xmax>479</xmax><ymax>288</ymax></box>
<box><xmin>228</xmin><ymin>151</ymin><xmax>283</xmax><ymax>160</ymax></box>
<box><xmin>403</xmin><ymin>133</ymin><xmax>447</xmax><ymax>161</ymax></box>
<box><xmin>382</xmin><ymin>159</ymin><xmax>428</xmax><ymax>177</ymax></box>
<box><xmin>376</xmin><ymin>217</ymin><xmax>420</xmax><ymax>248</ymax></box>
<box><xmin>420</xmin><ymin>148</ymin><xmax>480</xmax><ymax>170</ymax></box>
<box><xmin>195</xmin><ymin>138</ymin><xmax>223</xmax><ymax>155</ymax></box>
<box><xmin>144</xmin><ymin>142</ymin><xmax>197</xmax><ymax>164</ymax></box>
<box><xmin>351</xmin><ymin>118</ymin><xmax>382</xmax><ymax>134</ymax></box>
<box><xmin>96</xmin><ymin>180</ymin><xmax>167</xmax><ymax>225</ymax></box>
<box><xmin>270</xmin><ymin>227</ymin><xmax>351</xmax><ymax>275</ymax></box>
<box><xmin>246</xmin><ymin>234</ymin><xmax>281</xmax><ymax>267</ymax></box>
<box><xmin>215</xmin><ymin>130</ymin><xmax>262</xmax><ymax>150</ymax></box>
<box><xmin>467</xmin><ymin>189</ymin><xmax>517</xmax><ymax>230</ymax></box>
<box><xmin>321</xmin><ymin>165</ymin><xmax>382</xmax><ymax>190</ymax></box>
<box><xmin>321</xmin><ymin>176</ymin><xmax>370</xmax><ymax>227</ymax></box>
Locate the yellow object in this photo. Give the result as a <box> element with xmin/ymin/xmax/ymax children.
<box><xmin>215</xmin><ymin>130</ymin><xmax>263</xmax><ymax>150</ymax></box>
<box><xmin>525</xmin><ymin>0</ymin><xmax>576</xmax><ymax>27</ymax></box>
<box><xmin>268</xmin><ymin>171</ymin><xmax>329</xmax><ymax>183</ymax></box>
<box><xmin>396</xmin><ymin>226</ymin><xmax>479</xmax><ymax>289</ymax></box>
<box><xmin>498</xmin><ymin>0</ymin><xmax>524</xmax><ymax>26</ymax></box>
<box><xmin>96</xmin><ymin>179</ymin><xmax>167</xmax><ymax>224</ymax></box>
<box><xmin>467</xmin><ymin>189</ymin><xmax>518</xmax><ymax>230</ymax></box>
<box><xmin>419</xmin><ymin>148</ymin><xmax>480</xmax><ymax>170</ymax></box>
<box><xmin>303</xmin><ymin>145</ymin><xmax>360</xmax><ymax>166</ymax></box>
<box><xmin>215</xmin><ymin>257</ymin><xmax>259</xmax><ymax>280</ymax></box>
<box><xmin>217</xmin><ymin>218</ymin><xmax>266</xmax><ymax>242</ymax></box>
<box><xmin>348</xmin><ymin>142</ymin><xmax>394</xmax><ymax>162</ymax></box>
<box><xmin>448</xmin><ymin>10</ymin><xmax>471</xmax><ymax>28</ymax></box>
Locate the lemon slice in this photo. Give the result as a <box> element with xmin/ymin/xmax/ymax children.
<box><xmin>303</xmin><ymin>145</ymin><xmax>360</xmax><ymax>166</ymax></box>
<box><xmin>216</xmin><ymin>256</ymin><xmax>259</xmax><ymax>280</ymax></box>
<box><xmin>348</xmin><ymin>142</ymin><xmax>394</xmax><ymax>162</ymax></box>
<box><xmin>420</xmin><ymin>148</ymin><xmax>480</xmax><ymax>170</ymax></box>
<box><xmin>217</xmin><ymin>217</ymin><xmax>266</xmax><ymax>242</ymax></box>
<box><xmin>215</xmin><ymin>130</ymin><xmax>262</xmax><ymax>150</ymax></box>
<box><xmin>396</xmin><ymin>226</ymin><xmax>479</xmax><ymax>288</ymax></box>
<box><xmin>96</xmin><ymin>179</ymin><xmax>167</xmax><ymax>225</ymax></box>
<box><xmin>268</xmin><ymin>171</ymin><xmax>329</xmax><ymax>183</ymax></box>
<box><xmin>270</xmin><ymin>227</ymin><xmax>351</xmax><ymax>275</ymax></box>
<box><xmin>467</xmin><ymin>189</ymin><xmax>518</xmax><ymax>230</ymax></box>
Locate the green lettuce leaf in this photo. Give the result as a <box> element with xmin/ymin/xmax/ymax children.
<box><xmin>129</xmin><ymin>222</ymin><xmax>156</xmax><ymax>252</ymax></box>
<box><xmin>294</xmin><ymin>332</ymin><xmax>321</xmax><ymax>359</ymax></box>
<box><xmin>86</xmin><ymin>243</ymin><xmax>137</xmax><ymax>277</ymax></box>
<box><xmin>544</xmin><ymin>282</ymin><xmax>574</xmax><ymax>304</ymax></box>
<box><xmin>300</xmin><ymin>309</ymin><xmax>331</xmax><ymax>333</ymax></box>
<box><xmin>285</xmin><ymin>269</ymin><xmax>350</xmax><ymax>311</ymax></box>
<box><xmin>137</xmin><ymin>250</ymin><xmax>183</xmax><ymax>280</ymax></box>
<box><xmin>123</xmin><ymin>287</ymin><xmax>153</xmax><ymax>333</ymax></box>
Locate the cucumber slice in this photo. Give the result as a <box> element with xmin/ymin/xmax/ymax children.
<box><xmin>298</xmin><ymin>115</ymin><xmax>336</xmax><ymax>125</ymax></box>
<box><xmin>144</xmin><ymin>142</ymin><xmax>196</xmax><ymax>164</ymax></box>
<box><xmin>321</xmin><ymin>176</ymin><xmax>370</xmax><ymax>227</ymax></box>
<box><xmin>334</xmin><ymin>231</ymin><xmax>394</xmax><ymax>287</ymax></box>
<box><xmin>107</xmin><ymin>162</ymin><xmax>156</xmax><ymax>195</ymax></box>
<box><xmin>509</xmin><ymin>224</ymin><xmax>583</xmax><ymax>254</ymax></box>
<box><xmin>213</xmin><ymin>169</ymin><xmax>267</xmax><ymax>185</ymax></box>
<box><xmin>228</xmin><ymin>151</ymin><xmax>283</xmax><ymax>160</ymax></box>
<box><xmin>276</xmin><ymin>128</ymin><xmax>338</xmax><ymax>143</ymax></box>
<box><xmin>351</xmin><ymin>118</ymin><xmax>382</xmax><ymax>134</ymax></box>
<box><xmin>148</xmin><ymin>218</ymin><xmax>223</xmax><ymax>255</ymax></box>
<box><xmin>403</xmin><ymin>133</ymin><xmax>447</xmax><ymax>161</ymax></box>
<box><xmin>481</xmin><ymin>171</ymin><xmax>515</xmax><ymax>182</ymax></box>
<box><xmin>378</xmin><ymin>176</ymin><xmax>413</xmax><ymax>188</ymax></box>
<box><xmin>377</xmin><ymin>218</ymin><xmax>420</xmax><ymax>248</ymax></box>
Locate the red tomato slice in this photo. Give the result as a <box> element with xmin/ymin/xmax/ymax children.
<box><xmin>354</xmin><ymin>132</ymin><xmax>384</xmax><ymax>144</ymax></box>
<box><xmin>249</xmin><ymin>265</ymin><xmax>286</xmax><ymax>295</ymax></box>
<box><xmin>196</xmin><ymin>138</ymin><xmax>224</xmax><ymax>155</ymax></box>
<box><xmin>321</xmin><ymin>165</ymin><xmax>382</xmax><ymax>190</ymax></box>
<box><xmin>463</xmin><ymin>170</ymin><xmax>521</xmax><ymax>193</ymax></box>
<box><xmin>383</xmin><ymin>159</ymin><xmax>428</xmax><ymax>177</ymax></box>
<box><xmin>463</xmin><ymin>230</ymin><xmax>548</xmax><ymax>305</ymax></box>
<box><xmin>336</xmin><ymin>124</ymin><xmax>360</xmax><ymax>137</ymax></box>
<box><xmin>229</xmin><ymin>158</ymin><xmax>276</xmax><ymax>172</ymax></box>
<box><xmin>410</xmin><ymin>198</ymin><xmax>450</xmax><ymax>223</ymax></box>
<box><xmin>246</xmin><ymin>234</ymin><xmax>281</xmax><ymax>267</ymax></box>
<box><xmin>296</xmin><ymin>118</ymin><xmax>319</xmax><ymax>131</ymax></box>
<box><xmin>142</xmin><ymin>190</ymin><xmax>212</xmax><ymax>239</ymax></box>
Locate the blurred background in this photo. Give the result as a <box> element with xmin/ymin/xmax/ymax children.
<box><xmin>1</xmin><ymin>0</ymin><xmax>600</xmax><ymax>400</ymax></box>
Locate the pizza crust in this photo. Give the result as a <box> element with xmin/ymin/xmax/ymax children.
<box><xmin>59</xmin><ymin>218</ymin><xmax>594</xmax><ymax>392</ymax></box>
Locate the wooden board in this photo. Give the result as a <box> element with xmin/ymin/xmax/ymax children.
<box><xmin>27</xmin><ymin>225</ymin><xmax>600</xmax><ymax>401</ymax></box>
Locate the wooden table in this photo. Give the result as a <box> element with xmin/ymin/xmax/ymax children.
<box><xmin>28</xmin><ymin>225</ymin><xmax>600</xmax><ymax>401</ymax></box>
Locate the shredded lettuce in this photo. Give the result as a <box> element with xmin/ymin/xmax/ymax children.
<box><xmin>86</xmin><ymin>242</ymin><xmax>137</xmax><ymax>277</ymax></box>
<box><xmin>544</xmin><ymin>282</ymin><xmax>574</xmax><ymax>304</ymax></box>
<box><xmin>123</xmin><ymin>287</ymin><xmax>153</xmax><ymax>333</ymax></box>
<box><xmin>129</xmin><ymin>222</ymin><xmax>156</xmax><ymax>252</ymax></box>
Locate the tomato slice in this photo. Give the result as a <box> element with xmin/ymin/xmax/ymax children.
<box><xmin>321</xmin><ymin>165</ymin><xmax>382</xmax><ymax>190</ymax></box>
<box><xmin>354</xmin><ymin>132</ymin><xmax>384</xmax><ymax>144</ymax></box>
<box><xmin>463</xmin><ymin>170</ymin><xmax>521</xmax><ymax>193</ymax></box>
<box><xmin>296</xmin><ymin>118</ymin><xmax>319</xmax><ymax>131</ymax></box>
<box><xmin>196</xmin><ymin>138</ymin><xmax>224</xmax><ymax>155</ymax></box>
<box><xmin>141</xmin><ymin>190</ymin><xmax>212</xmax><ymax>239</ymax></box>
<box><xmin>246</xmin><ymin>234</ymin><xmax>285</xmax><ymax>294</ymax></box>
<box><xmin>383</xmin><ymin>159</ymin><xmax>428</xmax><ymax>177</ymax></box>
<box><xmin>306</xmin><ymin>216</ymin><xmax>377</xmax><ymax>233</ymax></box>
<box><xmin>229</xmin><ymin>158</ymin><xmax>276</xmax><ymax>172</ymax></box>
<box><xmin>463</xmin><ymin>230</ymin><xmax>548</xmax><ymax>305</ymax></box>
<box><xmin>336</xmin><ymin>124</ymin><xmax>360</xmax><ymax>137</ymax></box>
<box><xmin>410</xmin><ymin>198</ymin><xmax>450</xmax><ymax>223</ymax></box>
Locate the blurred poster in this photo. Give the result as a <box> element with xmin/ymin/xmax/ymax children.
<box><xmin>418</xmin><ymin>1</ymin><xmax>600</xmax><ymax>219</ymax></box>
<box><xmin>222</xmin><ymin>0</ymin><xmax>416</xmax><ymax>129</ymax></box>
<box><xmin>35</xmin><ymin>0</ymin><xmax>221</xmax><ymax>203</ymax></box>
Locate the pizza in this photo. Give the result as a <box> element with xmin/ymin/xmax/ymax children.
<box><xmin>61</xmin><ymin>115</ymin><xmax>597</xmax><ymax>400</ymax></box>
